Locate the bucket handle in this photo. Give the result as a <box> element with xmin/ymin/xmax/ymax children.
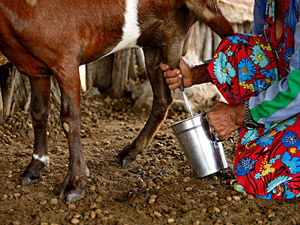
<box><xmin>203</xmin><ymin>112</ymin><xmax>223</xmax><ymax>143</ymax></box>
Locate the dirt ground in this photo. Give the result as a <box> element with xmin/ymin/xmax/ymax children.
<box><xmin>0</xmin><ymin>93</ymin><xmax>300</xmax><ymax>225</ymax></box>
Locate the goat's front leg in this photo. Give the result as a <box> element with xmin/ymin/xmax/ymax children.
<box><xmin>55</xmin><ymin>67</ymin><xmax>90</xmax><ymax>202</ymax></box>
<box><xmin>21</xmin><ymin>76</ymin><xmax>51</xmax><ymax>186</ymax></box>
<box><xmin>118</xmin><ymin>47</ymin><xmax>173</xmax><ymax>167</ymax></box>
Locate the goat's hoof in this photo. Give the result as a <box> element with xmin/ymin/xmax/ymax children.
<box><xmin>120</xmin><ymin>157</ymin><xmax>134</xmax><ymax>168</ymax></box>
<box><xmin>21</xmin><ymin>176</ymin><xmax>40</xmax><ymax>186</ymax></box>
<box><xmin>117</xmin><ymin>151</ymin><xmax>135</xmax><ymax>168</ymax></box>
<box><xmin>61</xmin><ymin>190</ymin><xmax>85</xmax><ymax>203</ymax></box>
<box><xmin>60</xmin><ymin>172</ymin><xmax>86</xmax><ymax>203</ymax></box>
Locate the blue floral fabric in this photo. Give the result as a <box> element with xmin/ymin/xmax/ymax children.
<box><xmin>207</xmin><ymin>0</ymin><xmax>300</xmax><ymax>199</ymax></box>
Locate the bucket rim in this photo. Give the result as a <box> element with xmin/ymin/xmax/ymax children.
<box><xmin>169</xmin><ymin>113</ymin><xmax>206</xmax><ymax>128</ymax></box>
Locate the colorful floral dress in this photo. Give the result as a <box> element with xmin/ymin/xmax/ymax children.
<box><xmin>207</xmin><ymin>0</ymin><xmax>300</xmax><ymax>199</ymax></box>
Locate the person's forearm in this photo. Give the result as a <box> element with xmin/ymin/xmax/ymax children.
<box><xmin>191</xmin><ymin>64</ymin><xmax>212</xmax><ymax>85</ymax></box>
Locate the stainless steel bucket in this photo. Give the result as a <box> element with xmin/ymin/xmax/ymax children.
<box><xmin>170</xmin><ymin>113</ymin><xmax>228</xmax><ymax>178</ymax></box>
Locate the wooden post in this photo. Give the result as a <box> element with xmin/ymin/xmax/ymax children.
<box><xmin>86</xmin><ymin>54</ymin><xmax>114</xmax><ymax>92</ymax></box>
<box><xmin>128</xmin><ymin>49</ymin><xmax>137</xmax><ymax>80</ymax></box>
<box><xmin>2</xmin><ymin>65</ymin><xmax>18</xmax><ymax>117</ymax></box>
<box><xmin>110</xmin><ymin>49</ymin><xmax>131</xmax><ymax>98</ymax></box>
<box><xmin>0</xmin><ymin>83</ymin><xmax>3</xmax><ymax>119</ymax></box>
<box><xmin>197</xmin><ymin>22</ymin><xmax>208</xmax><ymax>60</ymax></box>
<box><xmin>135</xmin><ymin>48</ymin><xmax>146</xmax><ymax>78</ymax></box>
<box><xmin>203</xmin><ymin>27</ymin><xmax>213</xmax><ymax>61</ymax></box>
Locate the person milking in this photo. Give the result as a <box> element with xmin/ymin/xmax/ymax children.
<box><xmin>161</xmin><ymin>0</ymin><xmax>300</xmax><ymax>200</ymax></box>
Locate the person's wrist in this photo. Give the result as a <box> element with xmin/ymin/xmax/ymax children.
<box><xmin>244</xmin><ymin>100</ymin><xmax>258</xmax><ymax>129</ymax></box>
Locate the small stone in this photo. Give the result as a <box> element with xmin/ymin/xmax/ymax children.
<box><xmin>226</xmin><ymin>196</ymin><xmax>232</xmax><ymax>202</ymax></box>
<box><xmin>95</xmin><ymin>197</ymin><xmax>102</xmax><ymax>203</ymax></box>
<box><xmin>232</xmin><ymin>196</ymin><xmax>241</xmax><ymax>201</ymax></box>
<box><xmin>73</xmin><ymin>214</ymin><xmax>81</xmax><ymax>219</ymax></box>
<box><xmin>212</xmin><ymin>175</ymin><xmax>218</xmax><ymax>181</ymax></box>
<box><xmin>149</xmin><ymin>198</ymin><xmax>156</xmax><ymax>204</ymax></box>
<box><xmin>50</xmin><ymin>198</ymin><xmax>58</xmax><ymax>204</ymax></box>
<box><xmin>89</xmin><ymin>185</ymin><xmax>96</xmax><ymax>191</ymax></box>
<box><xmin>70</xmin><ymin>218</ymin><xmax>80</xmax><ymax>224</ymax></box>
<box><xmin>48</xmin><ymin>187</ymin><xmax>54</xmax><ymax>192</ymax></box>
<box><xmin>68</xmin><ymin>204</ymin><xmax>76</xmax><ymax>210</ymax></box>
<box><xmin>222</xmin><ymin>211</ymin><xmax>228</xmax><ymax>217</ymax></box>
<box><xmin>167</xmin><ymin>218</ymin><xmax>175</xmax><ymax>223</ymax></box>
<box><xmin>13</xmin><ymin>193</ymin><xmax>21</xmax><ymax>198</ymax></box>
<box><xmin>11</xmin><ymin>221</ymin><xmax>20</xmax><ymax>225</ymax></box>
<box><xmin>90</xmin><ymin>211</ymin><xmax>96</xmax><ymax>219</ymax></box>
<box><xmin>183</xmin><ymin>177</ymin><xmax>191</xmax><ymax>183</ymax></box>
<box><xmin>153</xmin><ymin>211</ymin><xmax>162</xmax><ymax>217</ymax></box>
<box><xmin>265</xmin><ymin>209</ymin><xmax>272</xmax><ymax>215</ymax></box>
<box><xmin>247</xmin><ymin>195</ymin><xmax>254</xmax><ymax>200</ymax></box>
<box><xmin>1</xmin><ymin>194</ymin><xmax>8</xmax><ymax>201</ymax></box>
<box><xmin>185</xmin><ymin>187</ymin><xmax>193</xmax><ymax>192</ymax></box>
<box><xmin>40</xmin><ymin>200</ymin><xmax>47</xmax><ymax>205</ymax></box>
<box><xmin>90</xmin><ymin>203</ymin><xmax>97</xmax><ymax>209</ymax></box>
<box><xmin>95</xmin><ymin>209</ymin><xmax>102</xmax><ymax>215</ymax></box>
<box><xmin>268</xmin><ymin>213</ymin><xmax>275</xmax><ymax>218</ymax></box>
<box><xmin>214</xmin><ymin>207</ymin><xmax>220</xmax><ymax>213</ymax></box>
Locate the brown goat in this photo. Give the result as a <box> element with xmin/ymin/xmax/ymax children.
<box><xmin>0</xmin><ymin>0</ymin><xmax>233</xmax><ymax>202</ymax></box>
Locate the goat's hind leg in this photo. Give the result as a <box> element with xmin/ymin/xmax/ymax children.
<box><xmin>118</xmin><ymin>47</ymin><xmax>173</xmax><ymax>167</ymax></box>
<box><xmin>21</xmin><ymin>76</ymin><xmax>51</xmax><ymax>186</ymax></box>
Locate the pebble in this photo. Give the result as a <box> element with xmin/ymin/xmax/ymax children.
<box><xmin>95</xmin><ymin>209</ymin><xmax>102</xmax><ymax>215</ymax></box>
<box><xmin>214</xmin><ymin>207</ymin><xmax>220</xmax><ymax>213</ymax></box>
<box><xmin>68</xmin><ymin>204</ymin><xmax>76</xmax><ymax>210</ymax></box>
<box><xmin>167</xmin><ymin>218</ymin><xmax>175</xmax><ymax>223</ymax></box>
<box><xmin>212</xmin><ymin>175</ymin><xmax>218</xmax><ymax>181</ymax></box>
<box><xmin>89</xmin><ymin>185</ymin><xmax>96</xmax><ymax>191</ymax></box>
<box><xmin>183</xmin><ymin>177</ymin><xmax>191</xmax><ymax>183</ymax></box>
<box><xmin>73</xmin><ymin>214</ymin><xmax>81</xmax><ymax>219</ymax></box>
<box><xmin>185</xmin><ymin>187</ymin><xmax>193</xmax><ymax>192</ymax></box>
<box><xmin>232</xmin><ymin>196</ymin><xmax>241</xmax><ymax>201</ymax></box>
<box><xmin>95</xmin><ymin>197</ymin><xmax>102</xmax><ymax>203</ymax></box>
<box><xmin>265</xmin><ymin>209</ymin><xmax>272</xmax><ymax>215</ymax></box>
<box><xmin>226</xmin><ymin>196</ymin><xmax>232</xmax><ymax>202</ymax></box>
<box><xmin>48</xmin><ymin>187</ymin><xmax>54</xmax><ymax>192</ymax></box>
<box><xmin>70</xmin><ymin>218</ymin><xmax>80</xmax><ymax>224</ymax></box>
<box><xmin>153</xmin><ymin>211</ymin><xmax>162</xmax><ymax>217</ymax></box>
<box><xmin>50</xmin><ymin>198</ymin><xmax>58</xmax><ymax>204</ymax></box>
<box><xmin>222</xmin><ymin>211</ymin><xmax>228</xmax><ymax>217</ymax></box>
<box><xmin>247</xmin><ymin>195</ymin><xmax>254</xmax><ymax>200</ymax></box>
<box><xmin>40</xmin><ymin>200</ymin><xmax>47</xmax><ymax>205</ymax></box>
<box><xmin>90</xmin><ymin>203</ymin><xmax>97</xmax><ymax>209</ymax></box>
<box><xmin>149</xmin><ymin>198</ymin><xmax>156</xmax><ymax>204</ymax></box>
<box><xmin>90</xmin><ymin>211</ymin><xmax>96</xmax><ymax>219</ymax></box>
<box><xmin>1</xmin><ymin>194</ymin><xmax>8</xmax><ymax>201</ymax></box>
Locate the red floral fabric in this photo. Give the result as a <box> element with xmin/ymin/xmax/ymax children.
<box><xmin>207</xmin><ymin>0</ymin><xmax>300</xmax><ymax>199</ymax></box>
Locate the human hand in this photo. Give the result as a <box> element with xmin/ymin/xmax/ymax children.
<box><xmin>160</xmin><ymin>56</ymin><xmax>194</xmax><ymax>90</ymax></box>
<box><xmin>206</xmin><ymin>102</ymin><xmax>244</xmax><ymax>140</ymax></box>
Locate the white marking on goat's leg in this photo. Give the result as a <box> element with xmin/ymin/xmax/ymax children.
<box><xmin>102</xmin><ymin>0</ymin><xmax>140</xmax><ymax>57</ymax></box>
<box><xmin>26</xmin><ymin>0</ymin><xmax>38</xmax><ymax>6</ymax></box>
<box><xmin>33</xmin><ymin>154</ymin><xmax>50</xmax><ymax>166</ymax></box>
<box><xmin>63</xmin><ymin>122</ymin><xmax>70</xmax><ymax>133</ymax></box>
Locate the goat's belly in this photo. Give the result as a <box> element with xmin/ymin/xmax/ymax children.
<box><xmin>102</xmin><ymin>0</ymin><xmax>140</xmax><ymax>58</ymax></box>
